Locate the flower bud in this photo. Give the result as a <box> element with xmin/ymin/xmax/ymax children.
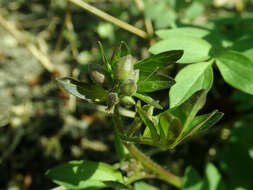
<box><xmin>106</xmin><ymin>92</ymin><xmax>119</xmax><ymax>110</ymax></box>
<box><xmin>114</xmin><ymin>55</ymin><xmax>134</xmax><ymax>82</ymax></box>
<box><xmin>120</xmin><ymin>79</ymin><xmax>137</xmax><ymax>96</ymax></box>
<box><xmin>120</xmin><ymin>96</ymin><xmax>136</xmax><ymax>107</ymax></box>
<box><xmin>89</xmin><ymin>64</ymin><xmax>106</xmax><ymax>85</ymax></box>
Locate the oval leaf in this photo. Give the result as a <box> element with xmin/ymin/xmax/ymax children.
<box><xmin>216</xmin><ymin>50</ymin><xmax>253</xmax><ymax>95</ymax></box>
<box><xmin>156</xmin><ymin>27</ymin><xmax>210</xmax><ymax>39</ymax></box>
<box><xmin>46</xmin><ymin>160</ymin><xmax>123</xmax><ymax>190</ymax></box>
<box><xmin>169</xmin><ymin>61</ymin><xmax>214</xmax><ymax>108</ymax></box>
<box><xmin>57</xmin><ymin>77</ymin><xmax>108</xmax><ymax>101</ymax></box>
<box><xmin>149</xmin><ymin>36</ymin><xmax>211</xmax><ymax>63</ymax></box>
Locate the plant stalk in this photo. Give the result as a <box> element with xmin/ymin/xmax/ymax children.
<box><xmin>68</xmin><ymin>0</ymin><xmax>148</xmax><ymax>39</ymax></box>
<box><xmin>113</xmin><ymin>106</ymin><xmax>182</xmax><ymax>189</ymax></box>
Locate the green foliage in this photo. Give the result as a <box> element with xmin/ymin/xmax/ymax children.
<box><xmin>57</xmin><ymin>43</ymin><xmax>182</xmax><ymax>111</ymax></box>
<box><xmin>135</xmin><ymin>50</ymin><xmax>182</xmax><ymax>92</ymax></box>
<box><xmin>220</xmin><ymin>115</ymin><xmax>253</xmax><ymax>189</ymax></box>
<box><xmin>150</xmin><ymin>25</ymin><xmax>253</xmax><ymax>104</ymax></box>
<box><xmin>183</xmin><ymin>163</ymin><xmax>225</xmax><ymax>190</ymax></box>
<box><xmin>46</xmin><ymin>160</ymin><xmax>123</xmax><ymax>190</ymax></box>
<box><xmin>149</xmin><ymin>35</ymin><xmax>211</xmax><ymax>64</ymax></box>
<box><xmin>216</xmin><ymin>50</ymin><xmax>253</xmax><ymax>95</ymax></box>
<box><xmin>124</xmin><ymin>90</ymin><xmax>223</xmax><ymax>149</ymax></box>
<box><xmin>134</xmin><ymin>181</ymin><xmax>159</xmax><ymax>190</ymax></box>
<box><xmin>169</xmin><ymin>60</ymin><xmax>213</xmax><ymax>108</ymax></box>
<box><xmin>3</xmin><ymin>0</ymin><xmax>253</xmax><ymax>190</ymax></box>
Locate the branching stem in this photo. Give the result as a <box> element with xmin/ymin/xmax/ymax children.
<box><xmin>113</xmin><ymin>106</ymin><xmax>182</xmax><ymax>189</ymax></box>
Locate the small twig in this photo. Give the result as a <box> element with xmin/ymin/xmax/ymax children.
<box><xmin>0</xmin><ymin>14</ymin><xmax>56</xmax><ymax>74</ymax></box>
<box><xmin>68</xmin><ymin>0</ymin><xmax>148</xmax><ymax>39</ymax></box>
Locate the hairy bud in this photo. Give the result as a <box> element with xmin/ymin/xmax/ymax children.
<box><xmin>114</xmin><ymin>55</ymin><xmax>134</xmax><ymax>82</ymax></box>
<box><xmin>120</xmin><ymin>79</ymin><xmax>137</xmax><ymax>96</ymax></box>
<box><xmin>89</xmin><ymin>64</ymin><xmax>106</xmax><ymax>85</ymax></box>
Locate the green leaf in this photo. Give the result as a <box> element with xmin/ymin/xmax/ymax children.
<box><xmin>216</xmin><ymin>50</ymin><xmax>253</xmax><ymax>95</ymax></box>
<box><xmin>57</xmin><ymin>77</ymin><xmax>108</xmax><ymax>101</ymax></box>
<box><xmin>134</xmin><ymin>93</ymin><xmax>163</xmax><ymax>109</ymax></box>
<box><xmin>183</xmin><ymin>166</ymin><xmax>203</xmax><ymax>190</ymax></box>
<box><xmin>156</xmin><ymin>27</ymin><xmax>210</xmax><ymax>39</ymax></box>
<box><xmin>110</xmin><ymin>41</ymin><xmax>129</xmax><ymax>68</ymax></box>
<box><xmin>98</xmin><ymin>41</ymin><xmax>112</xmax><ymax>73</ymax></box>
<box><xmin>149</xmin><ymin>36</ymin><xmax>211</xmax><ymax>63</ymax></box>
<box><xmin>46</xmin><ymin>160</ymin><xmax>123</xmax><ymax>190</ymax></box>
<box><xmin>158</xmin><ymin>111</ymin><xmax>182</xmax><ymax>144</ymax></box>
<box><xmin>135</xmin><ymin>50</ymin><xmax>183</xmax><ymax>75</ymax></box>
<box><xmin>136</xmin><ymin>101</ymin><xmax>159</xmax><ymax>140</ymax></box>
<box><xmin>203</xmin><ymin>163</ymin><xmax>222</xmax><ymax>190</ymax></box>
<box><xmin>170</xmin><ymin>90</ymin><xmax>207</xmax><ymax>133</ymax></box>
<box><xmin>179</xmin><ymin>110</ymin><xmax>223</xmax><ymax>142</ymax></box>
<box><xmin>138</xmin><ymin>74</ymin><xmax>175</xmax><ymax>93</ymax></box>
<box><xmin>185</xmin><ymin>1</ymin><xmax>204</xmax><ymax>21</ymax></box>
<box><xmin>169</xmin><ymin>61</ymin><xmax>214</xmax><ymax>108</ymax></box>
<box><xmin>134</xmin><ymin>182</ymin><xmax>159</xmax><ymax>190</ymax></box>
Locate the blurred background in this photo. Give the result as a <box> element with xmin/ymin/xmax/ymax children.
<box><xmin>0</xmin><ymin>0</ymin><xmax>253</xmax><ymax>189</ymax></box>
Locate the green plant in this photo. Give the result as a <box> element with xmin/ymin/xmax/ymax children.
<box><xmin>150</xmin><ymin>25</ymin><xmax>253</xmax><ymax>108</ymax></box>
<box><xmin>46</xmin><ymin>42</ymin><xmax>223</xmax><ymax>190</ymax></box>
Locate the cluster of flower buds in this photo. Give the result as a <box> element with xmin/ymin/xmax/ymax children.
<box><xmin>87</xmin><ymin>54</ymin><xmax>139</xmax><ymax>110</ymax></box>
<box><xmin>114</xmin><ymin>55</ymin><xmax>139</xmax><ymax>108</ymax></box>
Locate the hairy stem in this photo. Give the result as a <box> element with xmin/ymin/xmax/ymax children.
<box><xmin>68</xmin><ymin>0</ymin><xmax>148</xmax><ymax>39</ymax></box>
<box><xmin>113</xmin><ymin>106</ymin><xmax>182</xmax><ymax>189</ymax></box>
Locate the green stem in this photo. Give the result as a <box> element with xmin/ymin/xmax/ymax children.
<box><xmin>127</xmin><ymin>117</ymin><xmax>142</xmax><ymax>137</ymax></box>
<box><xmin>113</xmin><ymin>107</ymin><xmax>183</xmax><ymax>189</ymax></box>
<box><xmin>125</xmin><ymin>173</ymin><xmax>156</xmax><ymax>185</ymax></box>
<box><xmin>125</xmin><ymin>144</ymin><xmax>182</xmax><ymax>188</ymax></box>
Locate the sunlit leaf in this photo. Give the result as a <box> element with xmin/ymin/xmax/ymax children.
<box><xmin>216</xmin><ymin>50</ymin><xmax>253</xmax><ymax>95</ymax></box>
<box><xmin>169</xmin><ymin>61</ymin><xmax>213</xmax><ymax>108</ymax></box>
<box><xmin>149</xmin><ymin>36</ymin><xmax>211</xmax><ymax>63</ymax></box>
